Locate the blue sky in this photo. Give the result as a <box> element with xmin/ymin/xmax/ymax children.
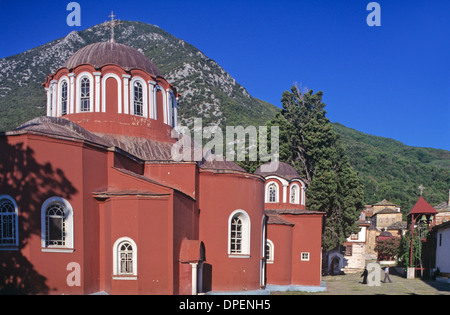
<box><xmin>0</xmin><ymin>0</ymin><xmax>449</xmax><ymax>150</ymax></box>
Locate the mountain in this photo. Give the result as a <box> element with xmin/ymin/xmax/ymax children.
<box><xmin>333</xmin><ymin>122</ymin><xmax>450</xmax><ymax>214</ymax></box>
<box><xmin>0</xmin><ymin>20</ymin><xmax>448</xmax><ymax>213</ymax></box>
<box><xmin>0</xmin><ymin>21</ymin><xmax>278</xmax><ymax>132</ymax></box>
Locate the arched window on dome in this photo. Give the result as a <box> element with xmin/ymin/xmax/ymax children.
<box><xmin>266</xmin><ymin>182</ymin><xmax>279</xmax><ymax>203</ymax></box>
<box><xmin>228</xmin><ymin>210</ymin><xmax>251</xmax><ymax>257</ymax></box>
<box><xmin>61</xmin><ymin>81</ymin><xmax>68</xmax><ymax>115</ymax></box>
<box><xmin>80</xmin><ymin>77</ymin><xmax>91</xmax><ymax>112</ymax></box>
<box><xmin>168</xmin><ymin>91</ymin><xmax>178</xmax><ymax>128</ymax></box>
<box><xmin>133</xmin><ymin>81</ymin><xmax>144</xmax><ymax>116</ymax></box>
<box><xmin>290</xmin><ymin>184</ymin><xmax>300</xmax><ymax>204</ymax></box>
<box><xmin>130</xmin><ymin>77</ymin><xmax>148</xmax><ymax>117</ymax></box>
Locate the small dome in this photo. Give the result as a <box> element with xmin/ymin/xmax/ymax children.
<box><xmin>254</xmin><ymin>162</ymin><xmax>301</xmax><ymax>180</ymax></box>
<box><xmin>63</xmin><ymin>42</ymin><xmax>162</xmax><ymax>76</ymax></box>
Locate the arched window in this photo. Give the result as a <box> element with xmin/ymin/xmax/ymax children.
<box><xmin>119</xmin><ymin>241</ymin><xmax>134</xmax><ymax>274</ymax></box>
<box><xmin>41</xmin><ymin>197</ymin><xmax>74</xmax><ymax>251</ymax></box>
<box><xmin>228</xmin><ymin>210</ymin><xmax>251</xmax><ymax>257</ymax></box>
<box><xmin>133</xmin><ymin>81</ymin><xmax>143</xmax><ymax>116</ymax></box>
<box><xmin>61</xmin><ymin>81</ymin><xmax>68</xmax><ymax>115</ymax></box>
<box><xmin>290</xmin><ymin>184</ymin><xmax>299</xmax><ymax>204</ymax></box>
<box><xmin>80</xmin><ymin>77</ymin><xmax>90</xmax><ymax>112</ymax></box>
<box><xmin>45</xmin><ymin>203</ymin><xmax>66</xmax><ymax>246</ymax></box>
<box><xmin>0</xmin><ymin>195</ymin><xmax>19</xmax><ymax>248</ymax></box>
<box><xmin>267</xmin><ymin>183</ymin><xmax>278</xmax><ymax>203</ymax></box>
<box><xmin>113</xmin><ymin>237</ymin><xmax>138</xmax><ymax>279</ymax></box>
<box><xmin>265</xmin><ymin>239</ymin><xmax>274</xmax><ymax>263</ymax></box>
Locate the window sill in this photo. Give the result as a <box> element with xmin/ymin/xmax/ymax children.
<box><xmin>112</xmin><ymin>275</ymin><xmax>138</xmax><ymax>281</ymax></box>
<box><xmin>228</xmin><ymin>254</ymin><xmax>250</xmax><ymax>259</ymax></box>
<box><xmin>41</xmin><ymin>248</ymin><xmax>75</xmax><ymax>253</ymax></box>
<box><xmin>0</xmin><ymin>246</ymin><xmax>19</xmax><ymax>251</ymax></box>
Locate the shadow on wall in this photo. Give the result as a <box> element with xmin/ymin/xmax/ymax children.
<box><xmin>0</xmin><ymin>140</ymin><xmax>78</xmax><ymax>294</ymax></box>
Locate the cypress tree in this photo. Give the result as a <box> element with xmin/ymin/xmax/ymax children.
<box><xmin>273</xmin><ymin>85</ymin><xmax>364</xmax><ymax>250</ymax></box>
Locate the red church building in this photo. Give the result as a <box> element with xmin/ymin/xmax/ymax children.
<box><xmin>255</xmin><ymin>162</ymin><xmax>326</xmax><ymax>292</ymax></box>
<box><xmin>0</xmin><ymin>39</ymin><xmax>324</xmax><ymax>295</ymax></box>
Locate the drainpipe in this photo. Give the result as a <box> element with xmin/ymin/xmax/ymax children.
<box><xmin>191</xmin><ymin>262</ymin><xmax>198</xmax><ymax>295</ymax></box>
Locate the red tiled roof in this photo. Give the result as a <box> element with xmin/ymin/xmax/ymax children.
<box><xmin>254</xmin><ymin>162</ymin><xmax>303</xmax><ymax>181</ymax></box>
<box><xmin>407</xmin><ymin>196</ymin><xmax>438</xmax><ymax>216</ymax></box>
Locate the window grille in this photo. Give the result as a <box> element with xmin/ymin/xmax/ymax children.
<box><xmin>45</xmin><ymin>204</ymin><xmax>66</xmax><ymax>246</ymax></box>
<box><xmin>61</xmin><ymin>81</ymin><xmax>68</xmax><ymax>115</ymax></box>
<box><xmin>80</xmin><ymin>77</ymin><xmax>90</xmax><ymax>112</ymax></box>
<box><xmin>268</xmin><ymin>184</ymin><xmax>277</xmax><ymax>203</ymax></box>
<box><xmin>133</xmin><ymin>81</ymin><xmax>143</xmax><ymax>116</ymax></box>
<box><xmin>290</xmin><ymin>185</ymin><xmax>297</xmax><ymax>203</ymax></box>
<box><xmin>230</xmin><ymin>216</ymin><xmax>243</xmax><ymax>254</ymax></box>
<box><xmin>0</xmin><ymin>199</ymin><xmax>16</xmax><ymax>246</ymax></box>
<box><xmin>119</xmin><ymin>242</ymin><xmax>134</xmax><ymax>274</ymax></box>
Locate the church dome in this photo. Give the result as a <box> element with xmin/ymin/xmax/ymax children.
<box><xmin>254</xmin><ymin>162</ymin><xmax>301</xmax><ymax>181</ymax></box>
<box><xmin>63</xmin><ymin>41</ymin><xmax>162</xmax><ymax>76</ymax></box>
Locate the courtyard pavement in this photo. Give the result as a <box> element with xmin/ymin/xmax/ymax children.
<box><xmin>316</xmin><ymin>270</ymin><xmax>450</xmax><ymax>295</ymax></box>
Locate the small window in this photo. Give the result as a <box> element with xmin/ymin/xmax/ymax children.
<box><xmin>80</xmin><ymin>77</ymin><xmax>90</xmax><ymax>112</ymax></box>
<box><xmin>133</xmin><ymin>81</ymin><xmax>143</xmax><ymax>116</ymax></box>
<box><xmin>345</xmin><ymin>244</ymin><xmax>353</xmax><ymax>256</ymax></box>
<box><xmin>0</xmin><ymin>196</ymin><xmax>18</xmax><ymax>248</ymax></box>
<box><xmin>301</xmin><ymin>252</ymin><xmax>310</xmax><ymax>261</ymax></box>
<box><xmin>439</xmin><ymin>233</ymin><xmax>442</xmax><ymax>247</ymax></box>
<box><xmin>266</xmin><ymin>240</ymin><xmax>274</xmax><ymax>263</ymax></box>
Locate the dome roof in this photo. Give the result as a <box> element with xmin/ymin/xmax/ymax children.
<box><xmin>63</xmin><ymin>42</ymin><xmax>162</xmax><ymax>76</ymax></box>
<box><xmin>254</xmin><ymin>162</ymin><xmax>302</xmax><ymax>181</ymax></box>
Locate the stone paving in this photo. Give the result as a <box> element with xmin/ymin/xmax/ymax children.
<box><xmin>316</xmin><ymin>270</ymin><xmax>450</xmax><ymax>295</ymax></box>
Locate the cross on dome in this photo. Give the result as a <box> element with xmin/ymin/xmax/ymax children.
<box><xmin>104</xmin><ymin>11</ymin><xmax>121</xmax><ymax>43</ymax></box>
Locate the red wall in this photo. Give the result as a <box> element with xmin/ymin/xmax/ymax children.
<box><xmin>266</xmin><ymin>224</ymin><xmax>293</xmax><ymax>285</ymax></box>
<box><xmin>198</xmin><ymin>170</ymin><xmax>265</xmax><ymax>292</ymax></box>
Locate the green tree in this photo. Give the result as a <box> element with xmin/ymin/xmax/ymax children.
<box><xmin>270</xmin><ymin>85</ymin><xmax>365</xmax><ymax>250</ymax></box>
<box><xmin>375</xmin><ymin>238</ymin><xmax>401</xmax><ymax>261</ymax></box>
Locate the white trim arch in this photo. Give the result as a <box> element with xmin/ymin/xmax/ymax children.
<box><xmin>266</xmin><ymin>239</ymin><xmax>274</xmax><ymax>263</ymax></box>
<box><xmin>113</xmin><ymin>237</ymin><xmax>138</xmax><ymax>279</ymax></box>
<box><xmin>40</xmin><ymin>197</ymin><xmax>74</xmax><ymax>252</ymax></box>
<box><xmin>155</xmin><ymin>85</ymin><xmax>166</xmax><ymax>123</ymax></box>
<box><xmin>0</xmin><ymin>194</ymin><xmax>19</xmax><ymax>249</ymax></box>
<box><xmin>57</xmin><ymin>76</ymin><xmax>70</xmax><ymax>117</ymax></box>
<box><xmin>75</xmin><ymin>72</ymin><xmax>94</xmax><ymax>113</ymax></box>
<box><xmin>148</xmin><ymin>80</ymin><xmax>156</xmax><ymax>119</ymax></box>
<box><xmin>130</xmin><ymin>77</ymin><xmax>148</xmax><ymax>117</ymax></box>
<box><xmin>101</xmin><ymin>73</ymin><xmax>122</xmax><ymax>113</ymax></box>
<box><xmin>291</xmin><ymin>179</ymin><xmax>306</xmax><ymax>206</ymax></box>
<box><xmin>168</xmin><ymin>90</ymin><xmax>178</xmax><ymax>127</ymax></box>
<box><xmin>228</xmin><ymin>209</ymin><xmax>251</xmax><ymax>257</ymax></box>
